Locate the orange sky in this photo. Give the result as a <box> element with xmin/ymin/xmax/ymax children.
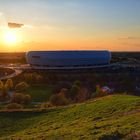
<box><xmin>0</xmin><ymin>0</ymin><xmax>140</xmax><ymax>52</ymax></box>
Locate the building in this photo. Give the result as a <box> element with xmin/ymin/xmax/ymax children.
<box><xmin>26</xmin><ymin>51</ymin><xmax>111</xmax><ymax>69</ymax></box>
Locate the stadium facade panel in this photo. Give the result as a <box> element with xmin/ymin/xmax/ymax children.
<box><xmin>26</xmin><ymin>51</ymin><xmax>111</xmax><ymax>69</ymax></box>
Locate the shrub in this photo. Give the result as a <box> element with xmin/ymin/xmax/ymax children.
<box><xmin>91</xmin><ymin>92</ymin><xmax>98</xmax><ymax>98</ymax></box>
<box><xmin>39</xmin><ymin>102</ymin><xmax>53</xmax><ymax>109</ymax></box>
<box><xmin>15</xmin><ymin>82</ymin><xmax>29</xmax><ymax>92</ymax></box>
<box><xmin>11</xmin><ymin>93</ymin><xmax>25</xmax><ymax>104</ymax></box>
<box><xmin>5</xmin><ymin>103</ymin><xmax>23</xmax><ymax>110</ymax></box>
<box><xmin>23</xmin><ymin>94</ymin><xmax>32</xmax><ymax>104</ymax></box>
<box><xmin>76</xmin><ymin>88</ymin><xmax>89</xmax><ymax>102</ymax></box>
<box><xmin>50</xmin><ymin>92</ymin><xmax>69</xmax><ymax>106</ymax></box>
<box><xmin>92</xmin><ymin>85</ymin><xmax>108</xmax><ymax>98</ymax></box>
<box><xmin>11</xmin><ymin>93</ymin><xmax>32</xmax><ymax>105</ymax></box>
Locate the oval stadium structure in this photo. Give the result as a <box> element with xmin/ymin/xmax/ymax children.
<box><xmin>26</xmin><ymin>51</ymin><xmax>111</xmax><ymax>69</ymax></box>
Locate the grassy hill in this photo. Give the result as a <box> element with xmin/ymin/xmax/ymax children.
<box><xmin>0</xmin><ymin>95</ymin><xmax>140</xmax><ymax>139</ymax></box>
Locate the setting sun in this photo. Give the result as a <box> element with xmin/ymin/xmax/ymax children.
<box><xmin>3</xmin><ymin>30</ymin><xmax>18</xmax><ymax>45</ymax></box>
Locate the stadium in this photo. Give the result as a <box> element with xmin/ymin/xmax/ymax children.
<box><xmin>26</xmin><ymin>51</ymin><xmax>111</xmax><ymax>69</ymax></box>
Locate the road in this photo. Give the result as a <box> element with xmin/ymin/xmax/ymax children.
<box><xmin>0</xmin><ymin>66</ymin><xmax>23</xmax><ymax>80</ymax></box>
<box><xmin>0</xmin><ymin>62</ymin><xmax>140</xmax><ymax>80</ymax></box>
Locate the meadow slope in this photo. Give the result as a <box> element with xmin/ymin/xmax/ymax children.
<box><xmin>0</xmin><ymin>95</ymin><xmax>140</xmax><ymax>139</ymax></box>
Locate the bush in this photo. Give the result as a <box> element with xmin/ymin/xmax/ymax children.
<box><xmin>39</xmin><ymin>102</ymin><xmax>53</xmax><ymax>109</ymax></box>
<box><xmin>23</xmin><ymin>94</ymin><xmax>32</xmax><ymax>104</ymax></box>
<box><xmin>91</xmin><ymin>92</ymin><xmax>98</xmax><ymax>98</ymax></box>
<box><xmin>50</xmin><ymin>92</ymin><xmax>69</xmax><ymax>106</ymax></box>
<box><xmin>76</xmin><ymin>88</ymin><xmax>89</xmax><ymax>102</ymax></box>
<box><xmin>11</xmin><ymin>93</ymin><xmax>25</xmax><ymax>104</ymax></box>
<box><xmin>5</xmin><ymin>103</ymin><xmax>23</xmax><ymax>110</ymax></box>
<box><xmin>15</xmin><ymin>82</ymin><xmax>29</xmax><ymax>92</ymax></box>
<box><xmin>11</xmin><ymin>93</ymin><xmax>32</xmax><ymax>105</ymax></box>
<box><xmin>92</xmin><ymin>85</ymin><xmax>107</xmax><ymax>98</ymax></box>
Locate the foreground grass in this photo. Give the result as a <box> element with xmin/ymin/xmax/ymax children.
<box><xmin>0</xmin><ymin>95</ymin><xmax>140</xmax><ymax>139</ymax></box>
<box><xmin>27</xmin><ymin>85</ymin><xmax>53</xmax><ymax>102</ymax></box>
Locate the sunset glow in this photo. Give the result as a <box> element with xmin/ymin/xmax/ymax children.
<box><xmin>3</xmin><ymin>30</ymin><xmax>18</xmax><ymax>45</ymax></box>
<box><xmin>0</xmin><ymin>0</ymin><xmax>140</xmax><ymax>52</ymax></box>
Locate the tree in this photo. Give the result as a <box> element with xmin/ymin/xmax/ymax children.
<box><xmin>73</xmin><ymin>80</ymin><xmax>81</xmax><ymax>87</ymax></box>
<box><xmin>69</xmin><ymin>85</ymin><xmax>80</xmax><ymax>100</ymax></box>
<box><xmin>0</xmin><ymin>84</ymin><xmax>9</xmax><ymax>100</ymax></box>
<box><xmin>0</xmin><ymin>80</ymin><xmax>10</xmax><ymax>101</ymax></box>
<box><xmin>5</xmin><ymin>79</ymin><xmax>14</xmax><ymax>90</ymax></box>
<box><xmin>32</xmin><ymin>73</ymin><xmax>43</xmax><ymax>84</ymax></box>
<box><xmin>23</xmin><ymin>73</ymin><xmax>33</xmax><ymax>84</ymax></box>
<box><xmin>0</xmin><ymin>80</ymin><xmax>4</xmax><ymax>90</ymax></box>
<box><xmin>91</xmin><ymin>85</ymin><xmax>101</xmax><ymax>98</ymax></box>
<box><xmin>96</xmin><ymin>85</ymin><xmax>101</xmax><ymax>94</ymax></box>
<box><xmin>50</xmin><ymin>92</ymin><xmax>69</xmax><ymax>106</ymax></box>
<box><xmin>15</xmin><ymin>82</ymin><xmax>29</xmax><ymax>92</ymax></box>
<box><xmin>60</xmin><ymin>88</ymin><xmax>68</xmax><ymax>97</ymax></box>
<box><xmin>23</xmin><ymin>73</ymin><xmax>44</xmax><ymax>85</ymax></box>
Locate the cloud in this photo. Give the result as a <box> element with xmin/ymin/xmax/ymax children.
<box><xmin>1</xmin><ymin>13</ymin><xmax>30</xmax><ymax>29</ymax></box>
<box><xmin>120</xmin><ymin>42</ymin><xmax>140</xmax><ymax>48</ymax></box>
<box><xmin>8</xmin><ymin>22</ymin><xmax>24</xmax><ymax>28</ymax></box>
<box><xmin>118</xmin><ymin>36</ymin><xmax>140</xmax><ymax>40</ymax></box>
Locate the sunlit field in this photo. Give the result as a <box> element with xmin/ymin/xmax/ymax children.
<box><xmin>0</xmin><ymin>95</ymin><xmax>139</xmax><ymax>139</ymax></box>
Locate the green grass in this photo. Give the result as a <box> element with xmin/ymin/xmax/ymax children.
<box><xmin>0</xmin><ymin>95</ymin><xmax>140</xmax><ymax>139</ymax></box>
<box><xmin>26</xmin><ymin>85</ymin><xmax>53</xmax><ymax>102</ymax></box>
